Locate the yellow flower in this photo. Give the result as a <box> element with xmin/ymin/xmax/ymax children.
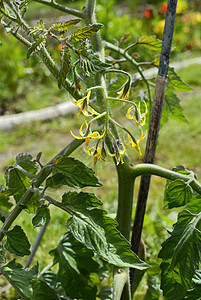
<box><xmin>108</xmin><ymin>141</ymin><xmax>126</xmax><ymax>165</ymax></box>
<box><xmin>117</xmin><ymin>76</ymin><xmax>131</xmax><ymax>100</ymax></box>
<box><xmin>126</xmin><ymin>101</ymin><xmax>148</xmax><ymax>127</ymax></box>
<box><xmin>124</xmin><ymin>127</ymin><xmax>146</xmax><ymax>155</ymax></box>
<box><xmin>87</xmin><ymin>146</ymin><xmax>105</xmax><ymax>165</ymax></box>
<box><xmin>70</xmin><ymin>121</ymin><xmax>105</xmax><ymax>148</ymax></box>
<box><xmin>69</xmin><ymin>90</ymin><xmax>99</xmax><ymax>116</ymax></box>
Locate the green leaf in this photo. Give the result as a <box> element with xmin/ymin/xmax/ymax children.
<box><xmin>58</xmin><ymin>46</ymin><xmax>71</xmax><ymax>89</ymax></box>
<box><xmin>47</xmin><ymin>156</ymin><xmax>102</xmax><ymax>188</ymax></box>
<box><xmin>79</xmin><ymin>46</ymin><xmax>111</xmax><ymax>76</ymax></box>
<box><xmin>137</xmin><ymin>35</ymin><xmax>162</xmax><ymax>51</ymax></box>
<box><xmin>5</xmin><ymin>167</ymin><xmax>30</xmax><ymax>203</ymax></box>
<box><xmin>162</xmin><ymin>88</ymin><xmax>188</xmax><ymax>124</ymax></box>
<box><xmin>5</xmin><ymin>225</ymin><xmax>31</xmax><ymax>256</ymax></box>
<box><xmin>0</xmin><ymin>243</ymin><xmax>6</xmax><ymax>264</ymax></box>
<box><xmin>49</xmin><ymin>19</ymin><xmax>81</xmax><ymax>32</ymax></box>
<box><xmin>98</xmin><ymin>286</ymin><xmax>113</xmax><ymax>300</ymax></box>
<box><xmin>159</xmin><ymin>210</ymin><xmax>201</xmax><ymax>300</ymax></box>
<box><xmin>72</xmin><ymin>23</ymin><xmax>103</xmax><ymax>41</ymax></box>
<box><xmin>1</xmin><ymin>260</ymin><xmax>59</xmax><ymax>299</ymax></box>
<box><xmin>1</xmin><ymin>259</ymin><xmax>38</xmax><ymax>298</ymax></box>
<box><xmin>0</xmin><ymin>185</ymin><xmax>13</xmax><ymax>211</ymax></box>
<box><xmin>32</xmin><ymin>205</ymin><xmax>50</xmax><ymax>228</ymax></box>
<box><xmin>49</xmin><ymin>231</ymin><xmax>98</xmax><ymax>299</ymax></box>
<box><xmin>15</xmin><ymin>152</ymin><xmax>39</xmax><ymax>175</ymax></box>
<box><xmin>62</xmin><ymin>192</ymin><xmax>149</xmax><ymax>270</ymax></box>
<box><xmin>27</xmin><ymin>35</ymin><xmax>47</xmax><ymax>58</ymax></box>
<box><xmin>184</xmin><ymin>270</ymin><xmax>201</xmax><ymax>299</ymax></box>
<box><xmin>164</xmin><ymin>179</ymin><xmax>193</xmax><ymax>209</ymax></box>
<box><xmin>168</xmin><ymin>67</ymin><xmax>192</xmax><ymax>91</ymax></box>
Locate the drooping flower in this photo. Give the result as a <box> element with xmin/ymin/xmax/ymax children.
<box><xmin>70</xmin><ymin>121</ymin><xmax>105</xmax><ymax>148</ymax></box>
<box><xmin>108</xmin><ymin>140</ymin><xmax>126</xmax><ymax>165</ymax></box>
<box><xmin>124</xmin><ymin>127</ymin><xmax>146</xmax><ymax>155</ymax></box>
<box><xmin>126</xmin><ymin>101</ymin><xmax>148</xmax><ymax>127</ymax></box>
<box><xmin>117</xmin><ymin>76</ymin><xmax>131</xmax><ymax>100</ymax></box>
<box><xmin>69</xmin><ymin>90</ymin><xmax>99</xmax><ymax>116</ymax></box>
<box><xmin>87</xmin><ymin>146</ymin><xmax>105</xmax><ymax>166</ymax></box>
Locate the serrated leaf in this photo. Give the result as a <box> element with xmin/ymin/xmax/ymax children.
<box><xmin>162</xmin><ymin>88</ymin><xmax>188</xmax><ymax>124</ymax></box>
<box><xmin>5</xmin><ymin>225</ymin><xmax>31</xmax><ymax>256</ymax></box>
<box><xmin>15</xmin><ymin>152</ymin><xmax>39</xmax><ymax>175</ymax></box>
<box><xmin>62</xmin><ymin>192</ymin><xmax>149</xmax><ymax>270</ymax></box>
<box><xmin>1</xmin><ymin>260</ymin><xmax>58</xmax><ymax>299</ymax></box>
<box><xmin>164</xmin><ymin>179</ymin><xmax>193</xmax><ymax>209</ymax></box>
<box><xmin>159</xmin><ymin>210</ymin><xmax>201</xmax><ymax>300</ymax></box>
<box><xmin>47</xmin><ymin>156</ymin><xmax>102</xmax><ymax>188</ymax></box>
<box><xmin>49</xmin><ymin>18</ymin><xmax>81</xmax><ymax>32</ymax></box>
<box><xmin>27</xmin><ymin>35</ymin><xmax>47</xmax><ymax>58</ymax></box>
<box><xmin>168</xmin><ymin>67</ymin><xmax>192</xmax><ymax>91</ymax></box>
<box><xmin>49</xmin><ymin>231</ymin><xmax>98</xmax><ymax>299</ymax></box>
<box><xmin>32</xmin><ymin>205</ymin><xmax>50</xmax><ymax>228</ymax></box>
<box><xmin>184</xmin><ymin>270</ymin><xmax>201</xmax><ymax>299</ymax></box>
<box><xmin>58</xmin><ymin>46</ymin><xmax>71</xmax><ymax>89</ymax></box>
<box><xmin>0</xmin><ymin>185</ymin><xmax>13</xmax><ymax>211</ymax></box>
<box><xmin>137</xmin><ymin>35</ymin><xmax>162</xmax><ymax>51</ymax></box>
<box><xmin>72</xmin><ymin>23</ymin><xmax>103</xmax><ymax>41</ymax></box>
<box><xmin>1</xmin><ymin>259</ymin><xmax>38</xmax><ymax>298</ymax></box>
<box><xmin>5</xmin><ymin>167</ymin><xmax>30</xmax><ymax>203</ymax></box>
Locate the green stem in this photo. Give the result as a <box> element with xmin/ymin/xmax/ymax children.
<box><xmin>33</xmin><ymin>0</ymin><xmax>84</xmax><ymax>18</ymax></box>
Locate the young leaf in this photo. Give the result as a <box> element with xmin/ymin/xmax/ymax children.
<box><xmin>79</xmin><ymin>46</ymin><xmax>111</xmax><ymax>76</ymax></box>
<box><xmin>32</xmin><ymin>205</ymin><xmax>50</xmax><ymax>228</ymax></box>
<box><xmin>58</xmin><ymin>46</ymin><xmax>71</xmax><ymax>89</ymax></box>
<box><xmin>164</xmin><ymin>179</ymin><xmax>193</xmax><ymax>209</ymax></box>
<box><xmin>159</xmin><ymin>210</ymin><xmax>201</xmax><ymax>300</ymax></box>
<box><xmin>72</xmin><ymin>23</ymin><xmax>103</xmax><ymax>41</ymax></box>
<box><xmin>184</xmin><ymin>270</ymin><xmax>201</xmax><ymax>299</ymax></box>
<box><xmin>168</xmin><ymin>67</ymin><xmax>192</xmax><ymax>92</ymax></box>
<box><xmin>98</xmin><ymin>286</ymin><xmax>113</xmax><ymax>300</ymax></box>
<box><xmin>1</xmin><ymin>259</ymin><xmax>38</xmax><ymax>298</ymax></box>
<box><xmin>62</xmin><ymin>192</ymin><xmax>149</xmax><ymax>270</ymax></box>
<box><xmin>137</xmin><ymin>35</ymin><xmax>162</xmax><ymax>51</ymax></box>
<box><xmin>15</xmin><ymin>152</ymin><xmax>39</xmax><ymax>175</ymax></box>
<box><xmin>49</xmin><ymin>19</ymin><xmax>81</xmax><ymax>32</ymax></box>
<box><xmin>49</xmin><ymin>231</ymin><xmax>98</xmax><ymax>299</ymax></box>
<box><xmin>46</xmin><ymin>156</ymin><xmax>102</xmax><ymax>188</ymax></box>
<box><xmin>5</xmin><ymin>225</ymin><xmax>31</xmax><ymax>256</ymax></box>
<box><xmin>31</xmin><ymin>279</ymin><xmax>60</xmax><ymax>300</ymax></box>
<box><xmin>27</xmin><ymin>35</ymin><xmax>47</xmax><ymax>58</ymax></box>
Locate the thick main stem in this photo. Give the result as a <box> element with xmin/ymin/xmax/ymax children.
<box><xmin>130</xmin><ymin>0</ymin><xmax>178</xmax><ymax>291</ymax></box>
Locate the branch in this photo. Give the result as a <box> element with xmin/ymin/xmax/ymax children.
<box><xmin>32</xmin><ymin>0</ymin><xmax>84</xmax><ymax>18</ymax></box>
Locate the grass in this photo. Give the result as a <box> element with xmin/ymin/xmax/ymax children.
<box><xmin>0</xmin><ymin>48</ymin><xmax>201</xmax><ymax>299</ymax></box>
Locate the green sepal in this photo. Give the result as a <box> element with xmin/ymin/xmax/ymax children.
<box><xmin>49</xmin><ymin>19</ymin><xmax>81</xmax><ymax>32</ymax></box>
<box><xmin>27</xmin><ymin>35</ymin><xmax>47</xmax><ymax>58</ymax></box>
<box><xmin>46</xmin><ymin>156</ymin><xmax>102</xmax><ymax>188</ymax></box>
<box><xmin>72</xmin><ymin>23</ymin><xmax>103</xmax><ymax>41</ymax></box>
<box><xmin>137</xmin><ymin>35</ymin><xmax>162</xmax><ymax>51</ymax></box>
<box><xmin>58</xmin><ymin>46</ymin><xmax>71</xmax><ymax>89</ymax></box>
<box><xmin>4</xmin><ymin>225</ymin><xmax>31</xmax><ymax>256</ymax></box>
<box><xmin>32</xmin><ymin>205</ymin><xmax>50</xmax><ymax>228</ymax></box>
<box><xmin>49</xmin><ymin>231</ymin><xmax>98</xmax><ymax>299</ymax></box>
<box><xmin>159</xmin><ymin>209</ymin><xmax>201</xmax><ymax>300</ymax></box>
<box><xmin>62</xmin><ymin>192</ymin><xmax>149</xmax><ymax>270</ymax></box>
